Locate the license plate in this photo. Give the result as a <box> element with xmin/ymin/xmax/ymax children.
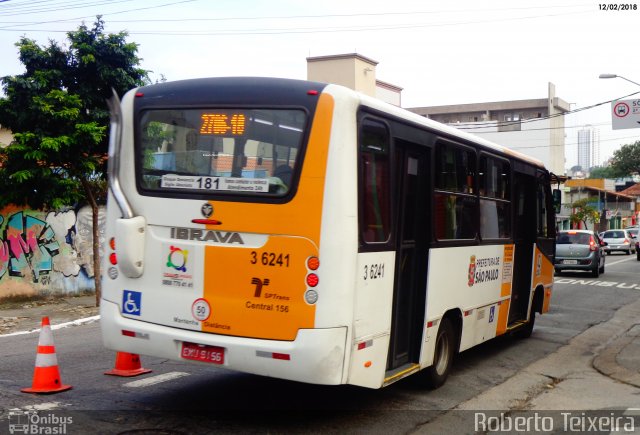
<box><xmin>181</xmin><ymin>342</ymin><xmax>224</xmax><ymax>364</ymax></box>
<box><xmin>563</xmin><ymin>260</ymin><xmax>578</xmax><ymax>265</ymax></box>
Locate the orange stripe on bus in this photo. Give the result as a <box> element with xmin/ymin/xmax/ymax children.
<box><xmin>203</xmin><ymin>93</ymin><xmax>335</xmax><ymax>244</ymax></box>
<box><xmin>495</xmin><ymin>299</ymin><xmax>510</xmax><ymax>336</ymax></box>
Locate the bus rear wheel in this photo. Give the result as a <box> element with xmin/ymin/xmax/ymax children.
<box><xmin>515</xmin><ymin>308</ymin><xmax>536</xmax><ymax>339</ymax></box>
<box><xmin>419</xmin><ymin>317</ymin><xmax>455</xmax><ymax>389</ymax></box>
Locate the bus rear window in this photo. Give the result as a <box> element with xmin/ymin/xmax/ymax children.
<box><xmin>138</xmin><ymin>108</ymin><xmax>307</xmax><ymax>196</ymax></box>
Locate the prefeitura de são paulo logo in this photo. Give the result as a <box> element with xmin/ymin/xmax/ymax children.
<box><xmin>467</xmin><ymin>255</ymin><xmax>501</xmax><ymax>287</ymax></box>
<box><xmin>468</xmin><ymin>255</ymin><xmax>477</xmax><ymax>287</ymax></box>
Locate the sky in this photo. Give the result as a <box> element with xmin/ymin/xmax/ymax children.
<box><xmin>0</xmin><ymin>0</ymin><xmax>639</xmax><ymax>170</ymax></box>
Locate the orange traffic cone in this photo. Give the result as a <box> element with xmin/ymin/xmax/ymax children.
<box><xmin>104</xmin><ymin>352</ymin><xmax>152</xmax><ymax>377</ymax></box>
<box><xmin>21</xmin><ymin>317</ymin><xmax>72</xmax><ymax>394</ymax></box>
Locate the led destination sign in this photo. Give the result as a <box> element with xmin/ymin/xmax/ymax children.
<box><xmin>199</xmin><ymin>113</ymin><xmax>246</xmax><ymax>136</ymax></box>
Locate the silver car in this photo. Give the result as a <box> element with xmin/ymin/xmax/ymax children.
<box><xmin>555</xmin><ymin>230</ymin><xmax>606</xmax><ymax>277</ymax></box>
<box><xmin>625</xmin><ymin>228</ymin><xmax>640</xmax><ymax>260</ymax></box>
<box><xmin>601</xmin><ymin>229</ymin><xmax>636</xmax><ymax>255</ymax></box>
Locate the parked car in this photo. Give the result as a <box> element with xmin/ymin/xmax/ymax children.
<box><xmin>601</xmin><ymin>229</ymin><xmax>636</xmax><ymax>255</ymax></box>
<box><xmin>555</xmin><ymin>230</ymin><xmax>606</xmax><ymax>277</ymax></box>
<box><xmin>626</xmin><ymin>228</ymin><xmax>640</xmax><ymax>261</ymax></box>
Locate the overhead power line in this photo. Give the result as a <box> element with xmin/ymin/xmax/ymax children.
<box><xmin>452</xmin><ymin>90</ymin><xmax>640</xmax><ymax>131</ymax></box>
<box><xmin>0</xmin><ymin>0</ymin><xmax>198</xmax><ymax>30</ymax></box>
<box><xmin>0</xmin><ymin>3</ymin><xmax>593</xmax><ymax>33</ymax></box>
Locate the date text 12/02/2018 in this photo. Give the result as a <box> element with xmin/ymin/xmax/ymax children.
<box><xmin>599</xmin><ymin>3</ymin><xmax>637</xmax><ymax>10</ymax></box>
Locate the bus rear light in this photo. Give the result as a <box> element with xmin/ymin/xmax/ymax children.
<box><xmin>109</xmin><ymin>237</ymin><xmax>116</xmax><ymax>250</ymax></box>
<box><xmin>256</xmin><ymin>351</ymin><xmax>290</xmax><ymax>360</ymax></box>
<box><xmin>109</xmin><ymin>253</ymin><xmax>118</xmax><ymax>265</ymax></box>
<box><xmin>121</xmin><ymin>330</ymin><xmax>149</xmax><ymax>339</ymax></box>
<box><xmin>304</xmin><ymin>289</ymin><xmax>318</xmax><ymax>305</ymax></box>
<box><xmin>307</xmin><ymin>256</ymin><xmax>320</xmax><ymax>270</ymax></box>
<box><xmin>272</xmin><ymin>353</ymin><xmax>290</xmax><ymax>361</ymax></box>
<box><xmin>306</xmin><ymin>273</ymin><xmax>319</xmax><ymax>287</ymax></box>
<box><xmin>357</xmin><ymin>340</ymin><xmax>372</xmax><ymax>350</ymax></box>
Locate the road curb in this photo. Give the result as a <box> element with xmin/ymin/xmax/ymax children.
<box><xmin>592</xmin><ymin>323</ymin><xmax>640</xmax><ymax>388</ymax></box>
<box><xmin>422</xmin><ymin>295</ymin><xmax>640</xmax><ymax>421</ymax></box>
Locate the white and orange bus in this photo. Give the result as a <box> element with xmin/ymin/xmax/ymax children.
<box><xmin>101</xmin><ymin>77</ymin><xmax>556</xmax><ymax>389</ymax></box>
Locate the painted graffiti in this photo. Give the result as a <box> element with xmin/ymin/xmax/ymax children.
<box><xmin>0</xmin><ymin>212</ymin><xmax>60</xmax><ymax>282</ymax></box>
<box><xmin>0</xmin><ymin>205</ymin><xmax>106</xmax><ymax>296</ymax></box>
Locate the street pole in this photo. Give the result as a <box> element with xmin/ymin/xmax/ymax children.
<box><xmin>599</xmin><ymin>73</ymin><xmax>640</xmax><ymax>88</ymax></box>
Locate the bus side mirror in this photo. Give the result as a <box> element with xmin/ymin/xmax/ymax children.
<box><xmin>552</xmin><ymin>189</ymin><xmax>561</xmax><ymax>214</ymax></box>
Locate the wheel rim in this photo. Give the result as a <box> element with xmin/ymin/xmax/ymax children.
<box><xmin>434</xmin><ymin>331</ymin><xmax>450</xmax><ymax>375</ymax></box>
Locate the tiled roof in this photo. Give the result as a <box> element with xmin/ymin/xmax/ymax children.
<box><xmin>620</xmin><ymin>183</ymin><xmax>640</xmax><ymax>196</ymax></box>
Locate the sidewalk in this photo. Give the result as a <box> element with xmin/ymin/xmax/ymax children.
<box><xmin>420</xmin><ymin>298</ymin><xmax>640</xmax><ymax>434</ymax></box>
<box><xmin>0</xmin><ymin>294</ymin><xmax>99</xmax><ymax>335</ymax></box>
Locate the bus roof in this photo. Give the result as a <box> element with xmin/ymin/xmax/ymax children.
<box><xmin>327</xmin><ymin>83</ymin><xmax>547</xmax><ymax>170</ymax></box>
<box><xmin>131</xmin><ymin>77</ymin><xmax>546</xmax><ymax>171</ymax></box>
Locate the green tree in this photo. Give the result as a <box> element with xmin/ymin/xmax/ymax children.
<box><xmin>610</xmin><ymin>140</ymin><xmax>640</xmax><ymax>176</ymax></box>
<box><xmin>569</xmin><ymin>197</ymin><xmax>601</xmax><ymax>229</ymax></box>
<box><xmin>588</xmin><ymin>165</ymin><xmax>626</xmax><ymax>179</ymax></box>
<box><xmin>0</xmin><ymin>17</ymin><xmax>148</xmax><ymax>305</ymax></box>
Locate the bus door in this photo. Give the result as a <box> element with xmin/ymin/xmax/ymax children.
<box><xmin>387</xmin><ymin>141</ymin><xmax>431</xmax><ymax>371</ymax></box>
<box><xmin>510</xmin><ymin>165</ymin><xmax>537</xmax><ymax>323</ymax></box>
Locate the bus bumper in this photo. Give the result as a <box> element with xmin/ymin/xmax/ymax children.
<box><xmin>100</xmin><ymin>299</ymin><xmax>347</xmax><ymax>385</ymax></box>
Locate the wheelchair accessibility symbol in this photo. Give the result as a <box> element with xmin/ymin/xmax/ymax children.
<box><xmin>123</xmin><ymin>290</ymin><xmax>142</xmax><ymax>316</ymax></box>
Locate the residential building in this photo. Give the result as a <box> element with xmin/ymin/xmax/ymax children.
<box><xmin>306</xmin><ymin>53</ymin><xmax>402</xmax><ymax>106</ymax></box>
<box><xmin>406</xmin><ymin>83</ymin><xmax>570</xmax><ymax>177</ymax></box>
<box><xmin>577</xmin><ymin>128</ymin><xmax>591</xmax><ymax>170</ymax></box>
<box><xmin>577</xmin><ymin>126</ymin><xmax>601</xmax><ymax>171</ymax></box>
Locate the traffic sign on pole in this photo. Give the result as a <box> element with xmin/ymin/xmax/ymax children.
<box><xmin>611</xmin><ymin>99</ymin><xmax>640</xmax><ymax>130</ymax></box>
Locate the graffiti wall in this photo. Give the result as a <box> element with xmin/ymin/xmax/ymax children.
<box><xmin>0</xmin><ymin>204</ymin><xmax>105</xmax><ymax>300</ymax></box>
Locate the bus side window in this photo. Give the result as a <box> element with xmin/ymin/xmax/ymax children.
<box><xmin>435</xmin><ymin>141</ymin><xmax>478</xmax><ymax>241</ymax></box>
<box><xmin>359</xmin><ymin>118</ymin><xmax>391</xmax><ymax>244</ymax></box>
<box><xmin>479</xmin><ymin>155</ymin><xmax>511</xmax><ymax>240</ymax></box>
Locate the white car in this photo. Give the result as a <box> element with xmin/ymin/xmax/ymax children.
<box><xmin>601</xmin><ymin>229</ymin><xmax>636</xmax><ymax>255</ymax></box>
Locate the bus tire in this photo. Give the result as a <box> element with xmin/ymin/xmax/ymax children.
<box><xmin>516</xmin><ymin>309</ymin><xmax>535</xmax><ymax>339</ymax></box>
<box><xmin>419</xmin><ymin>317</ymin><xmax>455</xmax><ymax>389</ymax></box>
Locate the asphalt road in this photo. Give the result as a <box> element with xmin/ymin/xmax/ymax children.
<box><xmin>1</xmin><ymin>253</ymin><xmax>639</xmax><ymax>434</ymax></box>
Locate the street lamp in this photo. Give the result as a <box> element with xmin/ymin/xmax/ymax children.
<box><xmin>599</xmin><ymin>73</ymin><xmax>640</xmax><ymax>87</ymax></box>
